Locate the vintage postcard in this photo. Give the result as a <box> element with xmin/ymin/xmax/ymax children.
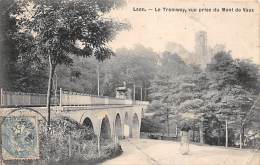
<box><xmin>0</xmin><ymin>0</ymin><xmax>259</xmax><ymax>164</ymax></box>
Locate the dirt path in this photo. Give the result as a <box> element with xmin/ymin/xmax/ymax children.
<box><xmin>101</xmin><ymin>139</ymin><xmax>260</xmax><ymax>165</ymax></box>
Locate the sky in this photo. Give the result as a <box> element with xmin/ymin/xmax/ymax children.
<box><xmin>109</xmin><ymin>0</ymin><xmax>259</xmax><ymax>64</ymax></box>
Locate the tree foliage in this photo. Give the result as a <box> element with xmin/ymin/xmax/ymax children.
<box><xmin>149</xmin><ymin>51</ymin><xmax>260</xmax><ymax>147</ymax></box>
<box><xmin>10</xmin><ymin>0</ymin><xmax>128</xmax><ymax>66</ymax></box>
<box><xmin>0</xmin><ymin>0</ymin><xmax>19</xmax><ymax>89</ymax></box>
<box><xmin>9</xmin><ymin>0</ymin><xmax>128</xmax><ymax>125</ymax></box>
<box><xmin>55</xmin><ymin>45</ymin><xmax>158</xmax><ymax>98</ymax></box>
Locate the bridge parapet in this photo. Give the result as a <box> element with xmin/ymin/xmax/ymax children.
<box><xmin>60</xmin><ymin>90</ymin><xmax>149</xmax><ymax>106</ymax></box>
<box><xmin>0</xmin><ymin>88</ymin><xmax>57</xmax><ymax>107</ymax></box>
<box><xmin>0</xmin><ymin>88</ymin><xmax>149</xmax><ymax>107</ymax></box>
<box><xmin>133</xmin><ymin>100</ymin><xmax>150</xmax><ymax>105</ymax></box>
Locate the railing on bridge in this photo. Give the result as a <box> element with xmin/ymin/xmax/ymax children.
<box><xmin>0</xmin><ymin>88</ymin><xmax>149</xmax><ymax>107</ymax></box>
<box><xmin>0</xmin><ymin>88</ymin><xmax>58</xmax><ymax>107</ymax></box>
<box><xmin>61</xmin><ymin>90</ymin><xmax>126</xmax><ymax>106</ymax></box>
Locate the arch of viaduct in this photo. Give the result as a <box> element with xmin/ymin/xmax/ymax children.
<box><xmin>0</xmin><ymin>104</ymin><xmax>147</xmax><ymax>141</ymax></box>
<box><xmin>62</xmin><ymin>105</ymin><xmax>144</xmax><ymax>139</ymax></box>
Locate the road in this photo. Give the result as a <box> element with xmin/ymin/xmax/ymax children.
<box><xmin>101</xmin><ymin>139</ymin><xmax>260</xmax><ymax>165</ymax></box>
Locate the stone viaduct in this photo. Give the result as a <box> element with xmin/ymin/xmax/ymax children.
<box><xmin>0</xmin><ymin>88</ymin><xmax>149</xmax><ymax>142</ymax></box>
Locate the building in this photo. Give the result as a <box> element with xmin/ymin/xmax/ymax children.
<box><xmin>194</xmin><ymin>31</ymin><xmax>208</xmax><ymax>68</ymax></box>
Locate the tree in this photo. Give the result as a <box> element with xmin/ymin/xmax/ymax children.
<box><xmin>140</xmin><ymin>116</ymin><xmax>165</xmax><ymax>134</ymax></box>
<box><xmin>149</xmin><ymin>51</ymin><xmax>260</xmax><ymax>147</ymax></box>
<box><xmin>10</xmin><ymin>0</ymin><xmax>128</xmax><ymax>126</ymax></box>
<box><xmin>54</xmin><ymin>45</ymin><xmax>158</xmax><ymax>98</ymax></box>
<box><xmin>150</xmin><ymin>52</ymin><xmax>192</xmax><ymax>102</ymax></box>
<box><xmin>0</xmin><ymin>0</ymin><xmax>19</xmax><ymax>89</ymax></box>
<box><xmin>55</xmin><ymin>56</ymin><xmax>100</xmax><ymax>94</ymax></box>
<box><xmin>206</xmin><ymin>52</ymin><xmax>260</xmax><ymax>148</ymax></box>
<box><xmin>112</xmin><ymin>45</ymin><xmax>158</xmax><ymax>99</ymax></box>
<box><xmin>0</xmin><ymin>0</ymin><xmax>49</xmax><ymax>93</ymax></box>
<box><xmin>150</xmin><ymin>52</ymin><xmax>201</xmax><ymax>138</ymax></box>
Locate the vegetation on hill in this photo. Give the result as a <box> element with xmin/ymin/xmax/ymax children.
<box><xmin>38</xmin><ymin>117</ymin><xmax>122</xmax><ymax>164</ymax></box>
<box><xmin>148</xmin><ymin>51</ymin><xmax>260</xmax><ymax>148</ymax></box>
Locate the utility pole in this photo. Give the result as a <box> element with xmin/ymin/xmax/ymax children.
<box><xmin>199</xmin><ymin>119</ymin><xmax>204</xmax><ymax>144</ymax></box>
<box><xmin>225</xmin><ymin>119</ymin><xmax>228</xmax><ymax>148</ymax></box>
<box><xmin>97</xmin><ymin>63</ymin><xmax>100</xmax><ymax>96</ymax></box>
<box><xmin>53</xmin><ymin>72</ymin><xmax>58</xmax><ymax>105</ymax></box>
<box><xmin>144</xmin><ymin>82</ymin><xmax>147</xmax><ymax>101</ymax></box>
<box><xmin>68</xmin><ymin>135</ymin><xmax>72</xmax><ymax>158</ymax></box>
<box><xmin>166</xmin><ymin>108</ymin><xmax>169</xmax><ymax>137</ymax></box>
<box><xmin>140</xmin><ymin>87</ymin><xmax>143</xmax><ymax>101</ymax></box>
<box><xmin>133</xmin><ymin>82</ymin><xmax>135</xmax><ymax>100</ymax></box>
<box><xmin>175</xmin><ymin>123</ymin><xmax>178</xmax><ymax>138</ymax></box>
<box><xmin>239</xmin><ymin>124</ymin><xmax>243</xmax><ymax>149</ymax></box>
<box><xmin>0</xmin><ymin>88</ymin><xmax>3</xmax><ymax>106</ymax></box>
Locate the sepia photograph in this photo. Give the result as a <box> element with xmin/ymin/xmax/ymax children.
<box><xmin>0</xmin><ymin>0</ymin><xmax>259</xmax><ymax>164</ymax></box>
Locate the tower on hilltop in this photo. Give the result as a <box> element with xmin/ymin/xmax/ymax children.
<box><xmin>195</xmin><ymin>31</ymin><xmax>208</xmax><ymax>68</ymax></box>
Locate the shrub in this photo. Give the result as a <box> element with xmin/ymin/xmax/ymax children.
<box><xmin>38</xmin><ymin>117</ymin><xmax>122</xmax><ymax>164</ymax></box>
